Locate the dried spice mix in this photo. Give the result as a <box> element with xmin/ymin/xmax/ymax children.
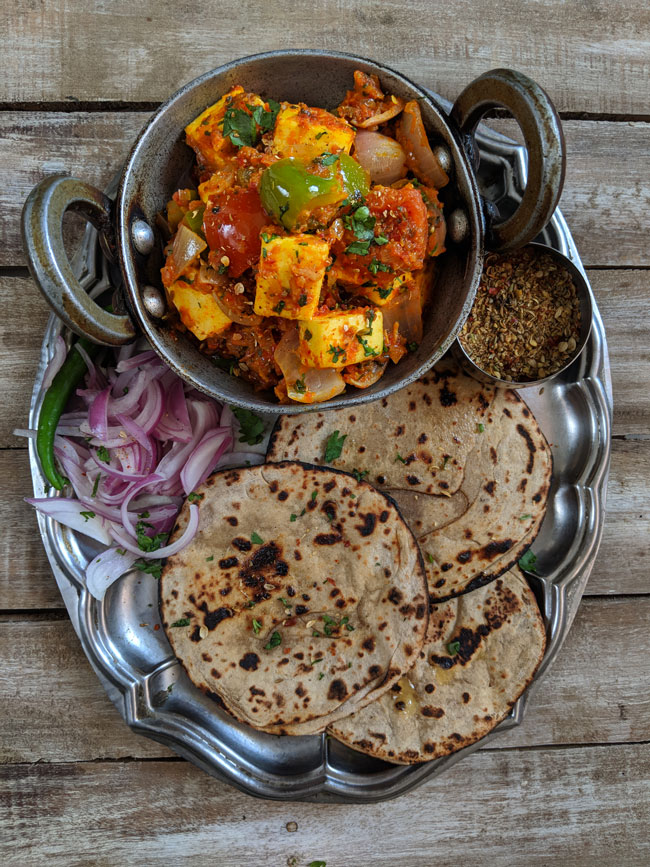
<box><xmin>459</xmin><ymin>247</ymin><xmax>581</xmax><ymax>382</ymax></box>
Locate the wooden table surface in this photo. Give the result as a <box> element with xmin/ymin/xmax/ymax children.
<box><xmin>2</xmin><ymin>2</ymin><xmax>649</xmax><ymax>864</ymax></box>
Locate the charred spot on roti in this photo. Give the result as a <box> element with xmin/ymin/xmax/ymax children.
<box><xmin>368</xmin><ymin>665</ymin><xmax>382</xmax><ymax>678</ymax></box>
<box><xmin>314</xmin><ymin>532</ymin><xmax>343</xmax><ymax>545</ymax></box>
<box><xmin>484</xmin><ymin>480</ymin><xmax>496</xmax><ymax>495</ymax></box>
<box><xmin>239</xmin><ymin>652</ymin><xmax>260</xmax><ymax>671</ymax></box>
<box><xmin>376</xmin><ymin>473</ymin><xmax>387</xmax><ymax>484</ymax></box>
<box><xmin>218</xmin><ymin>556</ymin><xmax>239</xmax><ymax>569</ymax></box>
<box><xmin>190</xmin><ymin>625</ymin><xmax>201</xmax><ymax>643</ymax></box>
<box><xmin>278</xmin><ymin>490</ymin><xmax>289</xmax><ymax>501</ymax></box>
<box><xmin>295</xmin><ymin>685</ymin><xmax>306</xmax><ymax>697</ymax></box>
<box><xmin>406</xmin><ymin>475</ymin><xmax>421</xmax><ymax>485</ymax></box>
<box><xmin>295</xmin><ymin>604</ymin><xmax>309</xmax><ymax>615</ymax></box>
<box><xmin>294</xmin><ymin>550</ymin><xmax>302</xmax><ymax>560</ymax></box>
<box><xmin>439</xmin><ymin>384</ymin><xmax>457</xmax><ymax>407</ymax></box>
<box><xmin>321</xmin><ymin>500</ymin><xmax>338</xmax><ymax>522</ymax></box>
<box><xmin>323</xmin><ymin>480</ymin><xmax>336</xmax><ymax>493</ymax></box>
<box><xmin>457</xmin><ymin>550</ymin><xmax>472</xmax><ymax>564</ymax></box>
<box><xmin>424</xmin><ymin>683</ymin><xmax>435</xmax><ymax>694</ymax></box>
<box><xmin>250</xmin><ymin>686</ymin><xmax>265</xmax><ymax>696</ymax></box>
<box><xmin>225</xmin><ymin>516</ymin><xmax>238</xmax><ymax>526</ymax></box>
<box><xmin>422</xmin><ymin>706</ymin><xmax>444</xmax><ymax>718</ymax></box>
<box><xmin>441</xmin><ymin>563</ymin><xmax>453</xmax><ymax>572</ymax></box>
<box><xmin>418</xmin><ymin>433</ymin><xmax>428</xmax><ymax>444</ymax></box>
<box><xmin>395</xmin><ymin>425</ymin><xmax>405</xmax><ymax>436</ymax></box>
<box><xmin>388</xmin><ymin>588</ymin><xmax>403</xmax><ymax>605</ymax></box>
<box><xmin>201</xmin><ymin>652</ymin><xmax>212</xmax><ymax>662</ymax></box>
<box><xmin>171</xmin><ymin>589</ymin><xmax>178</xmax><ymax>599</ymax></box>
<box><xmin>232</xmin><ymin>537</ymin><xmax>252</xmax><ymax>552</ymax></box>
<box><xmin>356</xmin><ymin>512</ymin><xmax>377</xmax><ymax>537</ymax></box>
<box><xmin>327</xmin><ymin>679</ymin><xmax>348</xmax><ymax>701</ymax></box>
<box><xmin>516</xmin><ymin>423</ymin><xmax>536</xmax><ymax>474</ymax></box>
<box><xmin>220</xmin><ymin>586</ymin><xmax>232</xmax><ymax>596</ymax></box>
<box><xmin>479</xmin><ymin>539</ymin><xmax>514</xmax><ymax>561</ymax></box>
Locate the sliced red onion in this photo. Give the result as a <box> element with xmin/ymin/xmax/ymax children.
<box><xmin>89</xmin><ymin>386</ymin><xmax>111</xmax><ymax>440</ymax></box>
<box><xmin>119</xmin><ymin>473</ymin><xmax>163</xmax><ymax>537</ymax></box>
<box><xmin>74</xmin><ymin>343</ymin><xmax>98</xmax><ymax>383</ymax></box>
<box><xmin>116</xmin><ymin>350</ymin><xmax>158</xmax><ymax>372</ymax></box>
<box><xmin>180</xmin><ymin>427</ymin><xmax>233</xmax><ymax>495</ymax></box>
<box><xmin>27</xmin><ymin>497</ymin><xmax>112</xmax><ymax>545</ymax></box>
<box><xmin>85</xmin><ymin>546</ymin><xmax>139</xmax><ymax>601</ymax></box>
<box><xmin>215</xmin><ymin>450</ymin><xmax>264</xmax><ymax>469</ymax></box>
<box><xmin>109</xmin><ymin>503</ymin><xmax>200</xmax><ymax>559</ymax></box>
<box><xmin>43</xmin><ymin>335</ymin><xmax>67</xmax><ymax>389</ymax></box>
<box><xmin>116</xmin><ymin>413</ymin><xmax>154</xmax><ymax>457</ymax></box>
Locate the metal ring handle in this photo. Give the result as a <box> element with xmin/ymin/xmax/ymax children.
<box><xmin>451</xmin><ymin>68</ymin><xmax>566</xmax><ymax>251</ymax></box>
<box><xmin>22</xmin><ymin>174</ymin><xmax>137</xmax><ymax>345</ymax></box>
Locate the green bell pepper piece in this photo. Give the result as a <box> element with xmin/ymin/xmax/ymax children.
<box><xmin>182</xmin><ymin>203</ymin><xmax>206</xmax><ymax>236</ymax></box>
<box><xmin>338</xmin><ymin>153</ymin><xmax>370</xmax><ymax>202</ymax></box>
<box><xmin>260</xmin><ymin>158</ymin><xmax>339</xmax><ymax>229</ymax></box>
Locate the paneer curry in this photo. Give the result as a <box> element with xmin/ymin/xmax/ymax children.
<box><xmin>160</xmin><ymin>70</ymin><xmax>448</xmax><ymax>403</ymax></box>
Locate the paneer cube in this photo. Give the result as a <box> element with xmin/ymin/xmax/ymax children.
<box><xmin>356</xmin><ymin>272</ymin><xmax>412</xmax><ymax>306</ymax></box>
<box><xmin>167</xmin><ymin>278</ymin><xmax>231</xmax><ymax>342</ymax></box>
<box><xmin>185</xmin><ymin>86</ymin><xmax>266</xmax><ymax>171</ymax></box>
<box><xmin>254</xmin><ymin>235</ymin><xmax>329</xmax><ymax>320</ymax></box>
<box><xmin>298</xmin><ymin>308</ymin><xmax>383</xmax><ymax>369</ymax></box>
<box><xmin>272</xmin><ymin>103</ymin><xmax>355</xmax><ymax>163</ymax></box>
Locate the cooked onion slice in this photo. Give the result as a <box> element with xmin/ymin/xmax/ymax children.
<box><xmin>170</xmin><ymin>224</ymin><xmax>207</xmax><ymax>281</ymax></box>
<box><xmin>355</xmin><ymin>96</ymin><xmax>405</xmax><ymax>129</ymax></box>
<box><xmin>353</xmin><ymin>132</ymin><xmax>406</xmax><ymax>185</ymax></box>
<box><xmin>397</xmin><ymin>101</ymin><xmax>449</xmax><ymax>189</ymax></box>
<box><xmin>275</xmin><ymin>329</ymin><xmax>346</xmax><ymax>404</ymax></box>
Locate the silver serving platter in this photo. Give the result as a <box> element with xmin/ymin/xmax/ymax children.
<box><xmin>27</xmin><ymin>99</ymin><xmax>612</xmax><ymax>802</ymax></box>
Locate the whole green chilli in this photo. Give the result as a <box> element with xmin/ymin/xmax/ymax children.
<box><xmin>37</xmin><ymin>337</ymin><xmax>101</xmax><ymax>490</ymax></box>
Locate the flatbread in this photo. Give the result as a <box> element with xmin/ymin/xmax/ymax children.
<box><xmin>160</xmin><ymin>460</ymin><xmax>428</xmax><ymax>735</ymax></box>
<box><xmin>327</xmin><ymin>568</ymin><xmax>546</xmax><ymax>763</ymax></box>
<box><xmin>267</xmin><ymin>365</ymin><xmax>552</xmax><ymax>599</ymax></box>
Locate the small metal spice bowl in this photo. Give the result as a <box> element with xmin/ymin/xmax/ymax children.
<box><xmin>451</xmin><ymin>242</ymin><xmax>593</xmax><ymax>389</ymax></box>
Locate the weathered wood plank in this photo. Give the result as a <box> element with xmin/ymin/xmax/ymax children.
<box><xmin>2</xmin><ymin>744</ymin><xmax>649</xmax><ymax>866</ymax></box>
<box><xmin>2</xmin><ymin>113</ymin><xmax>649</xmax><ymax>267</ymax></box>
<box><xmin>2</xmin><ymin>598</ymin><xmax>648</xmax><ymax>764</ymax></box>
<box><xmin>2</xmin><ymin>0</ymin><xmax>649</xmax><ymax>114</ymax></box>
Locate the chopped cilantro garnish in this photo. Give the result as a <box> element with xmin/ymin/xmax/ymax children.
<box><xmin>187</xmin><ymin>492</ymin><xmax>204</xmax><ymax>504</ymax></box>
<box><xmin>327</xmin><ymin>345</ymin><xmax>346</xmax><ymax>363</ymax></box>
<box><xmin>395</xmin><ymin>453</ymin><xmax>406</xmax><ymax>464</ymax></box>
<box><xmin>217</xmin><ymin>263</ymin><xmax>229</xmax><ymax>275</ymax></box>
<box><xmin>351</xmin><ymin>468</ymin><xmax>368</xmax><ymax>482</ymax></box>
<box><xmin>264</xmin><ymin>630</ymin><xmax>282</xmax><ymax>650</ymax></box>
<box><xmin>368</xmin><ymin>258</ymin><xmax>392</xmax><ymax>275</ymax></box>
<box><xmin>356</xmin><ymin>334</ymin><xmax>379</xmax><ymax>357</ymax></box>
<box><xmin>315</xmin><ymin>131</ymin><xmax>327</xmax><ymax>140</ymax></box>
<box><xmin>344</xmin><ymin>204</ymin><xmax>375</xmax><ymax>241</ymax></box>
<box><xmin>261</xmin><ymin>231</ymin><xmax>280</xmax><ymax>243</ymax></box>
<box><xmin>519</xmin><ymin>550</ymin><xmax>538</xmax><ymax>573</ymax></box>
<box><xmin>298</xmin><ymin>294</ymin><xmax>308</xmax><ymax>306</ymax></box>
<box><xmin>96</xmin><ymin>445</ymin><xmax>110</xmax><ymax>463</ymax></box>
<box><xmin>279</xmin><ymin>597</ymin><xmax>291</xmax><ymax>608</ymax></box>
<box><xmin>116</xmin><ymin>548</ymin><xmax>126</xmax><ymax>556</ymax></box>
<box><xmin>134</xmin><ymin>560</ymin><xmax>162</xmax><ymax>579</ymax></box>
<box><xmin>311</xmin><ymin>490</ymin><xmax>318</xmax><ymax>501</ymax></box>
<box><xmin>477</xmin><ymin>423</ymin><xmax>485</xmax><ymax>433</ymax></box>
<box><xmin>318</xmin><ymin>671</ymin><xmax>325</xmax><ymax>679</ymax></box>
<box><xmin>231</xmin><ymin>406</ymin><xmax>265</xmax><ymax>445</ymax></box>
<box><xmin>407</xmin><ymin>341</ymin><xmax>419</xmax><ymax>353</ymax></box>
<box><xmin>304</xmin><ymin>328</ymin><xmax>313</xmax><ymax>341</ymax></box>
<box><xmin>290</xmin><ymin>513</ymin><xmax>298</xmax><ymax>522</ymax></box>
<box><xmin>310</xmin><ymin>656</ymin><xmax>324</xmax><ymax>666</ymax></box>
<box><xmin>374</xmin><ymin>234</ymin><xmax>389</xmax><ymax>245</ymax></box>
<box><xmin>170</xmin><ymin>618</ymin><xmax>191</xmax><ymax>628</ymax></box>
<box><xmin>447</xmin><ymin>640</ymin><xmax>461</xmax><ymax>655</ymax></box>
<box><xmin>212</xmin><ymin>355</ymin><xmax>236</xmax><ymax>374</ymax></box>
<box><xmin>222</xmin><ymin>100</ymin><xmax>280</xmax><ymax>148</ymax></box>
<box><xmin>425</xmin><ymin>552</ymin><xmax>435</xmax><ymax>564</ymax></box>
<box><xmin>79</xmin><ymin>510</ymin><xmax>95</xmax><ymax>522</ymax></box>
<box><xmin>315</xmin><ymin>152</ymin><xmax>339</xmax><ymax>166</ymax></box>
<box><xmin>273</xmin><ymin>300</ymin><xmax>286</xmax><ymax>313</ymax></box>
<box><xmin>251</xmin><ymin>532</ymin><xmax>264</xmax><ymax>545</ymax></box>
<box><xmin>252</xmin><ymin>618</ymin><xmax>262</xmax><ymax>634</ymax></box>
<box><xmin>294</xmin><ymin>376</ymin><xmax>306</xmax><ymax>394</ymax></box>
<box><xmin>344</xmin><ymin>239</ymin><xmax>371</xmax><ymax>256</ymax></box>
<box><xmin>324</xmin><ymin>430</ymin><xmax>347</xmax><ymax>462</ymax></box>
<box><xmin>135</xmin><ymin>521</ymin><xmax>168</xmax><ymax>553</ymax></box>
<box><xmin>519</xmin><ymin>513</ymin><xmax>533</xmax><ymax>521</ymax></box>
<box><xmin>206</xmin><ymin>555</ymin><xmax>214</xmax><ymax>562</ymax></box>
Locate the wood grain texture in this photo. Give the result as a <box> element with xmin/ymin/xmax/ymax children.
<box><xmin>2</xmin><ymin>744</ymin><xmax>649</xmax><ymax>867</ymax></box>
<box><xmin>2</xmin><ymin>113</ymin><xmax>649</xmax><ymax>267</ymax></box>
<box><xmin>2</xmin><ymin>598</ymin><xmax>648</xmax><ymax>764</ymax></box>
<box><xmin>2</xmin><ymin>0</ymin><xmax>650</xmax><ymax>115</ymax></box>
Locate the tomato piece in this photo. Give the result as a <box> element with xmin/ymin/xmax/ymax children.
<box><xmin>203</xmin><ymin>187</ymin><xmax>269</xmax><ymax>278</ymax></box>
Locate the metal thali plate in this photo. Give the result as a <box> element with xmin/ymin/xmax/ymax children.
<box><xmin>27</xmin><ymin>97</ymin><xmax>612</xmax><ymax>803</ymax></box>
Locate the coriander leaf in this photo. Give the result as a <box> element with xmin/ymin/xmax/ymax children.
<box><xmin>519</xmin><ymin>513</ymin><xmax>533</xmax><ymax>521</ymax></box>
<box><xmin>222</xmin><ymin>106</ymin><xmax>257</xmax><ymax>147</ymax></box>
<box><xmin>315</xmin><ymin>152</ymin><xmax>339</xmax><ymax>166</ymax></box>
<box><xmin>477</xmin><ymin>423</ymin><xmax>485</xmax><ymax>433</ymax></box>
<box><xmin>351</xmin><ymin>468</ymin><xmax>368</xmax><ymax>482</ymax></box>
<box><xmin>79</xmin><ymin>510</ymin><xmax>95</xmax><ymax>522</ymax></box>
<box><xmin>315</xmin><ymin>130</ymin><xmax>327</xmax><ymax>140</ymax></box>
<box><xmin>311</xmin><ymin>490</ymin><xmax>318</xmax><ymax>501</ymax></box>
<box><xmin>374</xmin><ymin>234</ymin><xmax>389</xmax><ymax>245</ymax></box>
<box><xmin>519</xmin><ymin>550</ymin><xmax>538</xmax><ymax>573</ymax></box>
<box><xmin>170</xmin><ymin>618</ymin><xmax>191</xmax><ymax>628</ymax></box>
<box><xmin>206</xmin><ymin>555</ymin><xmax>214</xmax><ymax>562</ymax></box>
<box><xmin>395</xmin><ymin>453</ymin><xmax>406</xmax><ymax>464</ymax></box>
<box><xmin>318</xmin><ymin>671</ymin><xmax>325</xmax><ymax>679</ymax></box>
<box><xmin>91</xmin><ymin>474</ymin><xmax>101</xmax><ymax>497</ymax></box>
<box><xmin>264</xmin><ymin>630</ymin><xmax>282</xmax><ymax>650</ymax></box>
<box><xmin>231</xmin><ymin>406</ymin><xmax>265</xmax><ymax>445</ymax></box>
<box><xmin>251</xmin><ymin>532</ymin><xmax>264</xmax><ymax>545</ymax></box>
<box><xmin>447</xmin><ymin>640</ymin><xmax>460</xmax><ymax>655</ymax></box>
<box><xmin>356</xmin><ymin>334</ymin><xmax>379</xmax><ymax>357</ymax></box>
<box><xmin>309</xmin><ymin>860</ymin><xmax>327</xmax><ymax>866</ymax></box>
<box><xmin>327</xmin><ymin>345</ymin><xmax>346</xmax><ymax>363</ymax></box>
<box><xmin>135</xmin><ymin>520</ymin><xmax>168</xmax><ymax>553</ymax></box>
<box><xmin>212</xmin><ymin>355</ymin><xmax>236</xmax><ymax>374</ymax></box>
<box><xmin>96</xmin><ymin>445</ymin><xmax>110</xmax><ymax>463</ymax></box>
<box><xmin>425</xmin><ymin>552</ymin><xmax>435</xmax><ymax>564</ymax></box>
<box><xmin>273</xmin><ymin>300</ymin><xmax>285</xmax><ymax>313</ymax></box>
<box><xmin>407</xmin><ymin>341</ymin><xmax>419</xmax><ymax>352</ymax></box>
<box><xmin>294</xmin><ymin>376</ymin><xmax>306</xmax><ymax>394</ymax></box>
<box><xmin>252</xmin><ymin>618</ymin><xmax>262</xmax><ymax>634</ymax></box>
<box><xmin>134</xmin><ymin>560</ymin><xmax>162</xmax><ymax>579</ymax></box>
<box><xmin>368</xmin><ymin>257</ymin><xmax>392</xmax><ymax>275</ymax></box>
<box><xmin>344</xmin><ymin>239</ymin><xmax>371</xmax><ymax>256</ymax></box>
<box><xmin>290</xmin><ymin>513</ymin><xmax>298</xmax><ymax>522</ymax></box>
<box><xmin>187</xmin><ymin>492</ymin><xmax>204</xmax><ymax>504</ymax></box>
<box><xmin>324</xmin><ymin>430</ymin><xmax>347</xmax><ymax>462</ymax></box>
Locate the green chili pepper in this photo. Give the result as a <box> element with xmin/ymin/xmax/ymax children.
<box><xmin>37</xmin><ymin>337</ymin><xmax>102</xmax><ymax>490</ymax></box>
<box><xmin>260</xmin><ymin>158</ymin><xmax>340</xmax><ymax>229</ymax></box>
<box><xmin>337</xmin><ymin>153</ymin><xmax>370</xmax><ymax>201</ymax></box>
<box><xmin>182</xmin><ymin>203</ymin><xmax>206</xmax><ymax>236</ymax></box>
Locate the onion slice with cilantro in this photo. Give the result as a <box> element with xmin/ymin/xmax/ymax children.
<box><xmin>23</xmin><ymin>342</ymin><xmax>263</xmax><ymax>600</ymax></box>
